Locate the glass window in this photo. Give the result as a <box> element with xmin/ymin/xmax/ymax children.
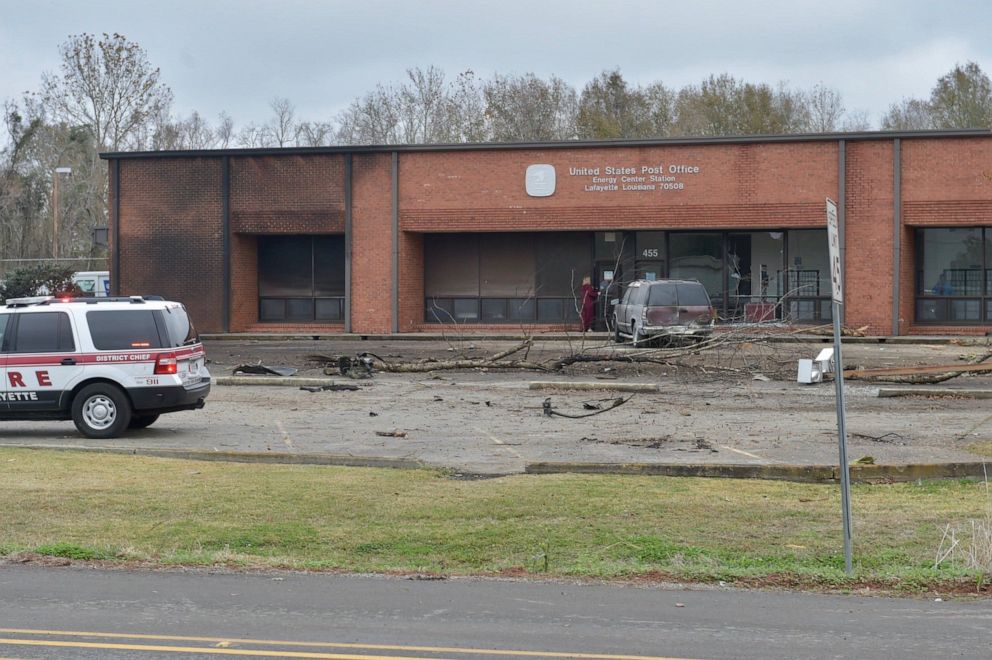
<box><xmin>676</xmin><ymin>282</ymin><xmax>711</xmax><ymax>306</ymax></box>
<box><xmin>785</xmin><ymin>230</ymin><xmax>830</xmax><ymax>298</ymax></box>
<box><xmin>647</xmin><ymin>282</ymin><xmax>677</xmax><ymax>306</ymax></box>
<box><xmin>87</xmin><ymin>311</ymin><xmax>163</xmax><ymax>350</ymax></box>
<box><xmin>426</xmin><ymin>298</ymin><xmax>454</xmax><ymax>323</ymax></box>
<box><xmin>669</xmin><ymin>233</ymin><xmax>724</xmax><ymax>303</ymax></box>
<box><xmin>453</xmin><ymin>298</ymin><xmax>479</xmax><ymax>321</ymax></box>
<box><xmin>14</xmin><ymin>312</ymin><xmax>74</xmax><ymax>353</ymax></box>
<box><xmin>286</xmin><ymin>299</ymin><xmax>314</xmax><ymax>321</ymax></box>
<box><xmin>259</xmin><ymin>236</ymin><xmax>313</xmax><ymax>297</ymax></box>
<box><xmin>260</xmin><ymin>299</ymin><xmax>285</xmax><ymax>321</ymax></box>
<box><xmin>537</xmin><ymin>299</ymin><xmax>564</xmax><ymax>321</ymax></box>
<box><xmin>536</xmin><ymin>233</ymin><xmax>593</xmax><ymax>297</ymax></box>
<box><xmin>480</xmin><ymin>235</ymin><xmax>535</xmax><ymax>297</ymax></box>
<box><xmin>160</xmin><ymin>306</ymin><xmax>197</xmax><ymax>347</ymax></box>
<box><xmin>636</xmin><ymin>232</ymin><xmax>666</xmax><ymax>261</ymax></box>
<box><xmin>258</xmin><ymin>235</ymin><xmax>345</xmax><ymax>323</ymax></box>
<box><xmin>0</xmin><ymin>314</ymin><xmax>8</xmax><ymax>352</ymax></box>
<box><xmin>424</xmin><ymin>234</ymin><xmax>480</xmax><ymax>297</ymax></box>
<box><xmin>917</xmin><ymin>228</ymin><xmax>983</xmax><ymax>296</ymax></box>
<box><xmin>315</xmin><ymin>299</ymin><xmax>342</xmax><ymax>321</ymax></box>
<box><xmin>508</xmin><ymin>299</ymin><xmax>536</xmax><ymax>321</ymax></box>
<box><xmin>480</xmin><ymin>299</ymin><xmax>507</xmax><ymax>321</ymax></box>
<box><xmin>313</xmin><ymin>236</ymin><xmax>346</xmax><ymax>297</ymax></box>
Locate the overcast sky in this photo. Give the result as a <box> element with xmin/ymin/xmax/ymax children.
<box><xmin>2</xmin><ymin>0</ymin><xmax>991</xmax><ymax>130</ymax></box>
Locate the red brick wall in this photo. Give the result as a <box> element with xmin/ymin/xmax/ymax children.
<box><xmin>844</xmin><ymin>141</ymin><xmax>896</xmax><ymax>335</ymax></box>
<box><xmin>118</xmin><ymin>157</ymin><xmax>224</xmax><ymax>331</ymax></box>
<box><xmin>351</xmin><ymin>154</ymin><xmax>394</xmax><ymax>333</ymax></box>
<box><xmin>229</xmin><ymin>233</ymin><xmax>257</xmax><ymax>332</ymax></box>
<box><xmin>230</xmin><ymin>155</ymin><xmax>345</xmax><ymax>233</ymax></box>
<box><xmin>398</xmin><ymin>142</ymin><xmax>838</xmax><ymax>231</ymax></box>
<box><xmin>398</xmin><ymin>231</ymin><xmax>424</xmax><ymax>332</ymax></box>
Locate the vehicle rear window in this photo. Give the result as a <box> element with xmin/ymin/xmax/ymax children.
<box><xmin>160</xmin><ymin>305</ymin><xmax>198</xmax><ymax>347</ymax></box>
<box><xmin>14</xmin><ymin>312</ymin><xmax>75</xmax><ymax>353</ymax></box>
<box><xmin>647</xmin><ymin>282</ymin><xmax>677</xmax><ymax>306</ymax></box>
<box><xmin>676</xmin><ymin>282</ymin><xmax>711</xmax><ymax>306</ymax></box>
<box><xmin>87</xmin><ymin>310</ymin><xmax>163</xmax><ymax>350</ymax></box>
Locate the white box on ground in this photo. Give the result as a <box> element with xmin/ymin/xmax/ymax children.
<box><xmin>797</xmin><ymin>359</ymin><xmax>822</xmax><ymax>384</ymax></box>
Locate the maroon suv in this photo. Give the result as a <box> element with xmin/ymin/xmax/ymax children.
<box><xmin>613</xmin><ymin>279</ymin><xmax>715</xmax><ymax>345</ymax></box>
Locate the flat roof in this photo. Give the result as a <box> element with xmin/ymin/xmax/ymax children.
<box><xmin>100</xmin><ymin>128</ymin><xmax>992</xmax><ymax>160</ymax></box>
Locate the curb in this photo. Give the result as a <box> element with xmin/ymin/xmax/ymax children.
<box><xmin>3</xmin><ymin>445</ymin><xmax>424</xmax><ymax>470</ymax></box>
<box><xmin>878</xmin><ymin>388</ymin><xmax>992</xmax><ymax>399</ymax></box>
<box><xmin>524</xmin><ymin>461</ymin><xmax>991</xmax><ymax>483</ymax></box>
<box><xmin>3</xmin><ymin>444</ymin><xmax>987</xmax><ymax>484</ymax></box>
<box><xmin>528</xmin><ymin>381</ymin><xmax>659</xmax><ymax>393</ymax></box>
<box><xmin>215</xmin><ymin>376</ymin><xmax>358</xmax><ymax>387</ymax></box>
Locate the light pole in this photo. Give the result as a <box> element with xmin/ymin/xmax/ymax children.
<box><xmin>52</xmin><ymin>166</ymin><xmax>72</xmax><ymax>260</ymax></box>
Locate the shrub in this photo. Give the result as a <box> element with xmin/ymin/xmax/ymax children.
<box><xmin>0</xmin><ymin>263</ymin><xmax>79</xmax><ymax>301</ymax></box>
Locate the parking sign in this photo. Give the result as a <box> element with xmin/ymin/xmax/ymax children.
<box><xmin>826</xmin><ymin>198</ymin><xmax>842</xmax><ymax>304</ymax></box>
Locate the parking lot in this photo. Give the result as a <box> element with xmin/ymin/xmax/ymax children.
<box><xmin>1</xmin><ymin>336</ymin><xmax>990</xmax><ymax>475</ymax></box>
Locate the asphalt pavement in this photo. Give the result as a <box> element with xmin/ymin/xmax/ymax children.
<box><xmin>0</xmin><ymin>564</ymin><xmax>989</xmax><ymax>659</ymax></box>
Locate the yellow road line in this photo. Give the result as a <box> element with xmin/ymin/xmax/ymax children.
<box><xmin>0</xmin><ymin>629</ymin><xmax>689</xmax><ymax>659</ymax></box>
<box><xmin>0</xmin><ymin>638</ymin><xmax>437</xmax><ymax>659</ymax></box>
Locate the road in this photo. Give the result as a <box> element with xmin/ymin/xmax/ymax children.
<box><xmin>0</xmin><ymin>565</ymin><xmax>989</xmax><ymax>659</ymax></box>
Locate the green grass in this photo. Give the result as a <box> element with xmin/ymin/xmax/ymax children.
<box><xmin>1</xmin><ymin>448</ymin><xmax>989</xmax><ymax>590</ymax></box>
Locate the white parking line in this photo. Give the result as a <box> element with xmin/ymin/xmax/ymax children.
<box><xmin>476</xmin><ymin>426</ymin><xmax>522</xmax><ymax>458</ymax></box>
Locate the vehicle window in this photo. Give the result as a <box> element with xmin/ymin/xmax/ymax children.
<box><xmin>160</xmin><ymin>305</ymin><xmax>198</xmax><ymax>347</ymax></box>
<box><xmin>621</xmin><ymin>287</ymin><xmax>635</xmax><ymax>305</ymax></box>
<box><xmin>0</xmin><ymin>314</ymin><xmax>8</xmax><ymax>352</ymax></box>
<box><xmin>647</xmin><ymin>282</ymin><xmax>677</xmax><ymax>306</ymax></box>
<box><xmin>87</xmin><ymin>310</ymin><xmax>163</xmax><ymax>350</ymax></box>
<box><xmin>676</xmin><ymin>282</ymin><xmax>711</xmax><ymax>306</ymax></box>
<box><xmin>633</xmin><ymin>285</ymin><xmax>649</xmax><ymax>305</ymax></box>
<box><xmin>13</xmin><ymin>312</ymin><xmax>75</xmax><ymax>353</ymax></box>
<box><xmin>75</xmin><ymin>279</ymin><xmax>96</xmax><ymax>294</ymax></box>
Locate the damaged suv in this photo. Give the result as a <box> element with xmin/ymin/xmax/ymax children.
<box><xmin>613</xmin><ymin>279</ymin><xmax>715</xmax><ymax>346</ymax></box>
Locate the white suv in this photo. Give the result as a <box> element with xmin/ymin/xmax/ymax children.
<box><xmin>0</xmin><ymin>296</ymin><xmax>210</xmax><ymax>438</ymax></box>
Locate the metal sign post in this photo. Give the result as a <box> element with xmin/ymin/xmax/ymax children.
<box><xmin>826</xmin><ymin>197</ymin><xmax>853</xmax><ymax>575</ymax></box>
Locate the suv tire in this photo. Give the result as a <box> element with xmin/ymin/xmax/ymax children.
<box><xmin>72</xmin><ymin>383</ymin><xmax>132</xmax><ymax>439</ymax></box>
<box><xmin>613</xmin><ymin>317</ymin><xmax>622</xmax><ymax>343</ymax></box>
<box><xmin>128</xmin><ymin>414</ymin><xmax>160</xmax><ymax>430</ymax></box>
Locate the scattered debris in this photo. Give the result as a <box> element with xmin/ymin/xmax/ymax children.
<box><xmin>852</xmin><ymin>456</ymin><xmax>876</xmax><ymax>465</ymax></box>
<box><xmin>332</xmin><ymin>354</ymin><xmax>376</xmax><ymax>379</ymax></box>
<box><xmin>850</xmin><ymin>432</ymin><xmax>906</xmax><ymax>444</ymax></box>
<box><xmin>542</xmin><ymin>395</ymin><xmax>633</xmax><ymax>419</ymax></box>
<box><xmin>299</xmin><ymin>383</ymin><xmax>360</xmax><ymax>393</ymax></box>
<box><xmin>433</xmin><ymin>395</ymin><xmax>444</xmax><ymax>402</ymax></box>
<box><xmin>375</xmin><ymin>430</ymin><xmax>407</xmax><ymax>438</ymax></box>
<box><xmin>233</xmin><ymin>362</ymin><xmax>298</xmax><ymax>377</ymax></box>
<box><xmin>369</xmin><ymin>411</ymin><xmax>378</xmax><ymax>417</ymax></box>
<box><xmin>752</xmin><ymin>373</ymin><xmax>771</xmax><ymax>382</ymax></box>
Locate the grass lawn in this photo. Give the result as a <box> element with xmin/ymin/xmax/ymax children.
<box><xmin>1</xmin><ymin>448</ymin><xmax>989</xmax><ymax>592</ymax></box>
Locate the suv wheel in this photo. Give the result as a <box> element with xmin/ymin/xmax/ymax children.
<box><xmin>128</xmin><ymin>414</ymin><xmax>160</xmax><ymax>430</ymax></box>
<box><xmin>613</xmin><ymin>317</ymin><xmax>622</xmax><ymax>343</ymax></box>
<box><xmin>631</xmin><ymin>322</ymin><xmax>642</xmax><ymax>347</ymax></box>
<box><xmin>72</xmin><ymin>383</ymin><xmax>132</xmax><ymax>439</ymax></box>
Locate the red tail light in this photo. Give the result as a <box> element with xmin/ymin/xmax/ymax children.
<box><xmin>154</xmin><ymin>352</ymin><xmax>178</xmax><ymax>375</ymax></box>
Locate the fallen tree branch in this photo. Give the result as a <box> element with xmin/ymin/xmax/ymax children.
<box><xmin>842</xmin><ymin>350</ymin><xmax>992</xmax><ymax>384</ymax></box>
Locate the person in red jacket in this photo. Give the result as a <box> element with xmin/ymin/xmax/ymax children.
<box><xmin>580</xmin><ymin>275</ymin><xmax>598</xmax><ymax>332</ymax></box>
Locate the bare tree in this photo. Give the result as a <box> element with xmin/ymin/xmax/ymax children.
<box><xmin>215</xmin><ymin>112</ymin><xmax>235</xmax><ymax>148</ymax></box>
<box><xmin>483</xmin><ymin>73</ymin><xmax>578</xmax><ymax>141</ymax></box>
<box><xmin>266</xmin><ymin>97</ymin><xmax>299</xmax><ymax>147</ymax></box>
<box><xmin>41</xmin><ymin>33</ymin><xmax>173</xmax><ymax>151</ymax></box>
<box><xmin>881</xmin><ymin>98</ymin><xmax>934</xmax><ymax>130</ymax></box>
<box><xmin>803</xmin><ymin>83</ymin><xmax>846</xmax><ymax>132</ymax></box>
<box><xmin>297</xmin><ymin>120</ymin><xmax>335</xmax><ymax>147</ymax></box>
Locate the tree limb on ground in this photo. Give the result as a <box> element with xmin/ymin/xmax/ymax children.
<box><xmin>841</xmin><ymin>350</ymin><xmax>992</xmax><ymax>384</ymax></box>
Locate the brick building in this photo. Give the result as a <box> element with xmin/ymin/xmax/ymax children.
<box><xmin>101</xmin><ymin>129</ymin><xmax>992</xmax><ymax>336</ymax></box>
